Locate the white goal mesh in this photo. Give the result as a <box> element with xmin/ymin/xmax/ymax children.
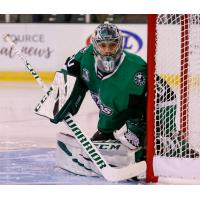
<box><xmin>148</xmin><ymin>14</ymin><xmax>200</xmax><ymax>183</ymax></box>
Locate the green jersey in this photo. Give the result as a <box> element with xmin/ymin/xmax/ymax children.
<box><xmin>64</xmin><ymin>44</ymin><xmax>147</xmax><ymax>133</ymax></box>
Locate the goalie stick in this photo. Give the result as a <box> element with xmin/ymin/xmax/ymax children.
<box><xmin>4</xmin><ymin>34</ymin><xmax>146</xmax><ymax>182</ymax></box>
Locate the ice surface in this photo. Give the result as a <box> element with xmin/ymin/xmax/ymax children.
<box><xmin>0</xmin><ymin>148</ymin><xmax>141</xmax><ymax>185</ymax></box>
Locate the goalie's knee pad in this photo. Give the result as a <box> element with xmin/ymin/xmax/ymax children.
<box><xmin>56</xmin><ymin>132</ymin><xmax>138</xmax><ymax>177</ymax></box>
<box><xmin>56</xmin><ymin>133</ymin><xmax>100</xmax><ymax>177</ymax></box>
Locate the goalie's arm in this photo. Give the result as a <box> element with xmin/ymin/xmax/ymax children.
<box><xmin>38</xmin><ymin>47</ymin><xmax>89</xmax><ymax>124</ymax></box>
<box><xmin>62</xmin><ymin>46</ymin><xmax>89</xmax><ymax>77</ymax></box>
<box><xmin>50</xmin><ymin>78</ymin><xmax>88</xmax><ymax>124</ymax></box>
<box><xmin>50</xmin><ymin>53</ymin><xmax>88</xmax><ymax>124</ymax></box>
<box><xmin>62</xmin><ymin>54</ymin><xmax>81</xmax><ymax>77</ymax></box>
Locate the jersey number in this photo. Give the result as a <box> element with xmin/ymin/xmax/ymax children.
<box><xmin>67</xmin><ymin>55</ymin><xmax>75</xmax><ymax>67</ymax></box>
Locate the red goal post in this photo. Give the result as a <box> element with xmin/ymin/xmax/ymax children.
<box><xmin>147</xmin><ymin>14</ymin><xmax>158</xmax><ymax>183</ymax></box>
<box><xmin>147</xmin><ymin>14</ymin><xmax>200</xmax><ymax>184</ymax></box>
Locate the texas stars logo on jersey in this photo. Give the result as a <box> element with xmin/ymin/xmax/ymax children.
<box><xmin>134</xmin><ymin>72</ymin><xmax>146</xmax><ymax>86</ymax></box>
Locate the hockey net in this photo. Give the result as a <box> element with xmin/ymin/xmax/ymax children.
<box><xmin>147</xmin><ymin>14</ymin><xmax>200</xmax><ymax>184</ymax></box>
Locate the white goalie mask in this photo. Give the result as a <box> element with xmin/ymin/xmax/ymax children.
<box><xmin>92</xmin><ymin>22</ymin><xmax>123</xmax><ymax>73</ymax></box>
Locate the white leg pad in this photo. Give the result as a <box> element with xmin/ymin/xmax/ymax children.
<box><xmin>56</xmin><ymin>132</ymin><xmax>138</xmax><ymax>177</ymax></box>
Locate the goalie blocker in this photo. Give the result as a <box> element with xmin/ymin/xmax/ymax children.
<box><xmin>34</xmin><ymin>70</ymin><xmax>87</xmax><ymax>120</ymax></box>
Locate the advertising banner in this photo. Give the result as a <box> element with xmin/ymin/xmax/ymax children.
<box><xmin>0</xmin><ymin>24</ymin><xmax>147</xmax><ymax>72</ymax></box>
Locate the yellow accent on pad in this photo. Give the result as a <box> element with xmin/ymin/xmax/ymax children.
<box><xmin>0</xmin><ymin>71</ymin><xmax>55</xmax><ymax>83</ymax></box>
